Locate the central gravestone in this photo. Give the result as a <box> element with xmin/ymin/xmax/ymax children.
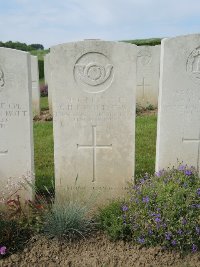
<box><xmin>51</xmin><ymin>40</ymin><xmax>137</xmax><ymax>198</ymax></box>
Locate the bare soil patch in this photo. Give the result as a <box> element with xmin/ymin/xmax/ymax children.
<box><xmin>34</xmin><ymin>110</ymin><xmax>52</xmax><ymax>122</ymax></box>
<box><xmin>1</xmin><ymin>233</ymin><xmax>199</xmax><ymax>267</ymax></box>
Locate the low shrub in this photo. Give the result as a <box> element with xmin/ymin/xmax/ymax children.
<box><xmin>43</xmin><ymin>200</ymin><xmax>95</xmax><ymax>240</ymax></box>
<box><xmin>123</xmin><ymin>165</ymin><xmax>200</xmax><ymax>252</ymax></box>
<box><xmin>98</xmin><ymin>201</ymin><xmax>131</xmax><ymax>240</ymax></box>
<box><xmin>0</xmin><ymin>215</ymin><xmax>31</xmax><ymax>257</ymax></box>
<box><xmin>98</xmin><ymin>165</ymin><xmax>200</xmax><ymax>252</ymax></box>
<box><xmin>0</xmin><ymin>187</ymin><xmax>51</xmax><ymax>257</ymax></box>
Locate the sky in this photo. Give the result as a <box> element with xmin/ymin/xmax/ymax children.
<box><xmin>0</xmin><ymin>0</ymin><xmax>200</xmax><ymax>48</ymax></box>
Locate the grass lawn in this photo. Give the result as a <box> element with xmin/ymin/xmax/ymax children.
<box><xmin>34</xmin><ymin>111</ymin><xmax>157</xmax><ymax>191</ymax></box>
<box><xmin>34</xmin><ymin>121</ymin><xmax>54</xmax><ymax>190</ymax></box>
<box><xmin>40</xmin><ymin>96</ymin><xmax>49</xmax><ymax>111</ymax></box>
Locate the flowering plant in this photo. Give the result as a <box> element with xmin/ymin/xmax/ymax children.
<box><xmin>0</xmin><ymin>246</ymin><xmax>6</xmax><ymax>256</ymax></box>
<box><xmin>123</xmin><ymin>164</ymin><xmax>200</xmax><ymax>252</ymax></box>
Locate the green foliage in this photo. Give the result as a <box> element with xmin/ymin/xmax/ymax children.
<box><xmin>0</xmin><ymin>41</ymin><xmax>44</xmax><ymax>51</ymax></box>
<box><xmin>30</xmin><ymin>44</ymin><xmax>44</xmax><ymax>50</ymax></box>
<box><xmin>98</xmin><ymin>165</ymin><xmax>200</xmax><ymax>252</ymax></box>
<box><xmin>0</xmin><ymin>217</ymin><xmax>31</xmax><ymax>256</ymax></box>
<box><xmin>123</xmin><ymin>165</ymin><xmax>200</xmax><ymax>252</ymax></box>
<box><xmin>30</xmin><ymin>49</ymin><xmax>49</xmax><ymax>60</ymax></box>
<box><xmin>43</xmin><ymin>200</ymin><xmax>95</xmax><ymax>240</ymax></box>
<box><xmin>97</xmin><ymin>201</ymin><xmax>131</xmax><ymax>240</ymax></box>
<box><xmin>122</xmin><ymin>38</ymin><xmax>162</xmax><ymax>46</ymax></box>
<box><xmin>146</xmin><ymin>104</ymin><xmax>155</xmax><ymax>111</ymax></box>
<box><xmin>38</xmin><ymin>59</ymin><xmax>44</xmax><ymax>79</ymax></box>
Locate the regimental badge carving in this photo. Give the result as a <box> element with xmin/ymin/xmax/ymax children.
<box><xmin>0</xmin><ymin>68</ymin><xmax>5</xmax><ymax>89</ymax></box>
<box><xmin>74</xmin><ymin>52</ymin><xmax>114</xmax><ymax>93</ymax></box>
<box><xmin>76</xmin><ymin>62</ymin><xmax>113</xmax><ymax>86</ymax></box>
<box><xmin>186</xmin><ymin>46</ymin><xmax>200</xmax><ymax>83</ymax></box>
<box><xmin>137</xmin><ymin>48</ymin><xmax>152</xmax><ymax>66</ymax></box>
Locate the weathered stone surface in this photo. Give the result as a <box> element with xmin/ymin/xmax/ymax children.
<box><xmin>0</xmin><ymin>48</ymin><xmax>34</xmax><ymax>201</ymax></box>
<box><xmin>44</xmin><ymin>53</ymin><xmax>52</xmax><ymax>113</ymax></box>
<box><xmin>136</xmin><ymin>45</ymin><xmax>160</xmax><ymax>108</ymax></box>
<box><xmin>156</xmin><ymin>34</ymin><xmax>200</xmax><ymax>175</ymax></box>
<box><xmin>51</xmin><ymin>40</ymin><xmax>137</xmax><ymax>199</ymax></box>
<box><xmin>31</xmin><ymin>56</ymin><xmax>40</xmax><ymax>116</ymax></box>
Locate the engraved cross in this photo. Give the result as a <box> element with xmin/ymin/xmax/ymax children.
<box><xmin>182</xmin><ymin>130</ymin><xmax>200</xmax><ymax>174</ymax></box>
<box><xmin>137</xmin><ymin>77</ymin><xmax>151</xmax><ymax>100</ymax></box>
<box><xmin>77</xmin><ymin>125</ymin><xmax>112</xmax><ymax>182</ymax></box>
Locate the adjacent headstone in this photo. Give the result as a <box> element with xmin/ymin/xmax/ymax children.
<box><xmin>156</xmin><ymin>34</ymin><xmax>200</xmax><ymax>175</ymax></box>
<box><xmin>44</xmin><ymin>54</ymin><xmax>52</xmax><ymax>113</ymax></box>
<box><xmin>0</xmin><ymin>48</ymin><xmax>34</xmax><ymax>201</ymax></box>
<box><xmin>136</xmin><ymin>45</ymin><xmax>160</xmax><ymax>108</ymax></box>
<box><xmin>51</xmin><ymin>40</ymin><xmax>137</xmax><ymax>199</ymax></box>
<box><xmin>31</xmin><ymin>56</ymin><xmax>40</xmax><ymax>116</ymax></box>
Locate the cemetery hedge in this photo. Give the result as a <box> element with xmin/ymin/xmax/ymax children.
<box><xmin>0</xmin><ymin>41</ymin><xmax>44</xmax><ymax>51</ymax></box>
<box><xmin>122</xmin><ymin>38</ymin><xmax>162</xmax><ymax>46</ymax></box>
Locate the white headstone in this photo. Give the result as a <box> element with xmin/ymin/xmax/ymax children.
<box><xmin>156</xmin><ymin>34</ymin><xmax>200</xmax><ymax>175</ymax></box>
<box><xmin>51</xmin><ymin>40</ymin><xmax>137</xmax><ymax>199</ymax></box>
<box><xmin>0</xmin><ymin>48</ymin><xmax>34</xmax><ymax>201</ymax></box>
<box><xmin>31</xmin><ymin>56</ymin><xmax>40</xmax><ymax>116</ymax></box>
<box><xmin>44</xmin><ymin>54</ymin><xmax>52</xmax><ymax>113</ymax></box>
<box><xmin>136</xmin><ymin>45</ymin><xmax>160</xmax><ymax>108</ymax></box>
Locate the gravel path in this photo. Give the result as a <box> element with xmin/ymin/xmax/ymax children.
<box><xmin>1</xmin><ymin>234</ymin><xmax>200</xmax><ymax>267</ymax></box>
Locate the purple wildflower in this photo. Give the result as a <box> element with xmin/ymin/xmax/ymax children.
<box><xmin>122</xmin><ymin>205</ymin><xmax>128</xmax><ymax>212</ymax></box>
<box><xmin>155</xmin><ymin>170</ymin><xmax>163</xmax><ymax>177</ymax></box>
<box><xmin>196</xmin><ymin>226</ymin><xmax>200</xmax><ymax>234</ymax></box>
<box><xmin>0</xmin><ymin>246</ymin><xmax>6</xmax><ymax>255</ymax></box>
<box><xmin>142</xmin><ymin>196</ymin><xmax>150</xmax><ymax>203</ymax></box>
<box><xmin>148</xmin><ymin>229</ymin><xmax>153</xmax><ymax>235</ymax></box>
<box><xmin>155</xmin><ymin>217</ymin><xmax>161</xmax><ymax>223</ymax></box>
<box><xmin>165</xmin><ymin>232</ymin><xmax>172</xmax><ymax>240</ymax></box>
<box><xmin>138</xmin><ymin>237</ymin><xmax>145</xmax><ymax>244</ymax></box>
<box><xmin>178</xmin><ymin>165</ymin><xmax>186</xmax><ymax>171</ymax></box>
<box><xmin>171</xmin><ymin>240</ymin><xmax>177</xmax><ymax>246</ymax></box>
<box><xmin>184</xmin><ymin>170</ymin><xmax>192</xmax><ymax>176</ymax></box>
<box><xmin>177</xmin><ymin>229</ymin><xmax>183</xmax><ymax>235</ymax></box>
<box><xmin>192</xmin><ymin>244</ymin><xmax>198</xmax><ymax>253</ymax></box>
<box><xmin>133</xmin><ymin>185</ymin><xmax>140</xmax><ymax>191</ymax></box>
<box><xmin>140</xmin><ymin>179</ymin><xmax>145</xmax><ymax>184</ymax></box>
<box><xmin>197</xmin><ymin>188</ymin><xmax>200</xmax><ymax>196</ymax></box>
<box><xmin>182</xmin><ymin>218</ymin><xmax>187</xmax><ymax>225</ymax></box>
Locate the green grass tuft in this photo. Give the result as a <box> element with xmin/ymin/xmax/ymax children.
<box><xmin>43</xmin><ymin>200</ymin><xmax>95</xmax><ymax>240</ymax></box>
